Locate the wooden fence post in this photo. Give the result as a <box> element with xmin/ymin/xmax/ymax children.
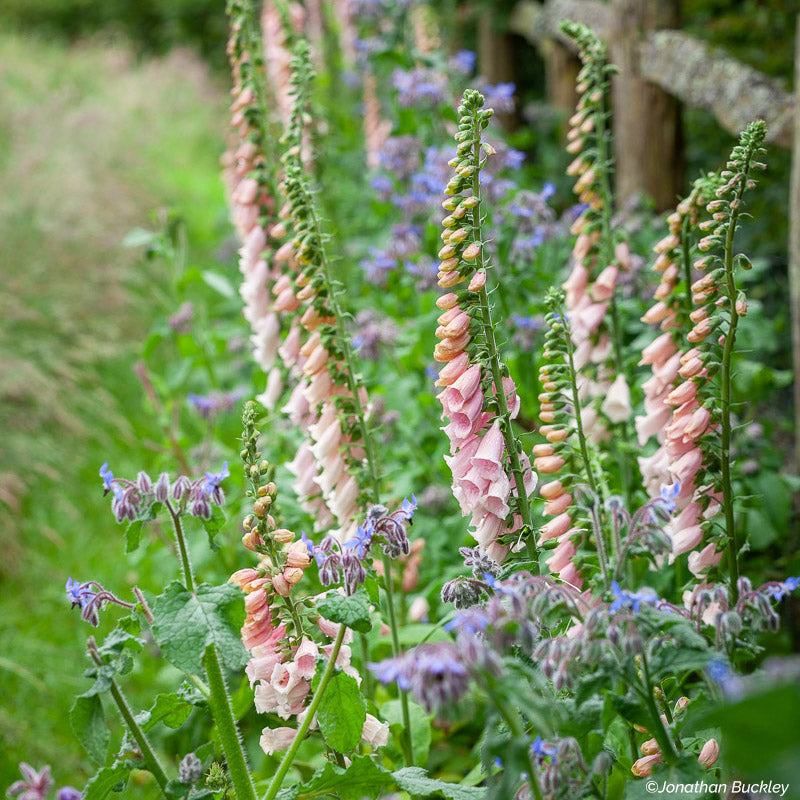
<box><xmin>540</xmin><ymin>37</ymin><xmax>580</xmax><ymax>116</ymax></box>
<box><xmin>478</xmin><ymin>14</ymin><xmax>519</xmax><ymax>130</ymax></box>
<box><xmin>790</xmin><ymin>15</ymin><xmax>800</xmax><ymax>473</ymax></box>
<box><xmin>609</xmin><ymin>0</ymin><xmax>683</xmax><ymax>211</ymax></box>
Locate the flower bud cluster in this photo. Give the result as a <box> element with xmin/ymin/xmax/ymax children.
<box><xmin>534</xmin><ymin>289</ymin><xmax>598</xmax><ymax>589</ymax></box>
<box><xmin>273</xmin><ymin>43</ymin><xmax>380</xmax><ymax>541</ymax></box>
<box><xmin>684</xmin><ymin>575</ymin><xmax>798</xmax><ymax>646</ymax></box>
<box><xmin>232</xmin><ymin>401</ymin><xmax>389</xmax><ymax>757</ymax></box>
<box><xmin>636</xmin><ymin>176</ymin><xmax>722</xmax><ymax>578</ymax></box>
<box><xmin>65</xmin><ymin>578</ymin><xmax>135</xmax><ymax>628</ymax></box>
<box><xmin>435</xmin><ymin>89</ymin><xmax>536</xmax><ymax>562</ymax></box>
<box><xmin>99</xmin><ymin>461</ymin><xmax>226</xmax><ymax>524</ymax></box>
<box><xmin>238</xmin><ymin>402</ymin><xmax>313</xmax><ymax>598</ymax></box>
<box><xmin>558</xmin><ymin>21</ymin><xmax>632</xmax><ymax>438</ymax></box>
<box><xmin>641</xmin><ymin>122</ymin><xmax>767</xmax><ymax>576</ymax></box>
<box><xmin>313</xmin><ymin>496</ymin><xmax>417</xmax><ymax>595</ymax></box>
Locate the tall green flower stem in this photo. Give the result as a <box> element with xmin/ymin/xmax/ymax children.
<box><xmin>715</xmin><ymin>121</ymin><xmax>766</xmax><ymax>606</ymax></box>
<box><xmin>165</xmin><ymin>500</ymin><xmax>194</xmax><ymax>593</ymax></box>
<box><xmin>469</xmin><ymin>134</ymin><xmax>537</xmax><ymax>562</ymax></box>
<box><xmin>87</xmin><ymin>638</ymin><xmax>169</xmax><ymax>794</ymax></box>
<box><xmin>558</xmin><ymin>311</ymin><xmax>599</xmax><ymax>497</ymax></box>
<box><xmin>561</xmin><ymin>22</ymin><xmax>632</xmax><ymax>502</ymax></box>
<box><xmin>263</xmin><ymin>625</ymin><xmax>347</xmax><ymax>800</ymax></box>
<box><xmin>203</xmin><ymin>644</ymin><xmax>258</xmax><ymax>800</ymax></box>
<box><xmin>292</xmin><ymin>174</ymin><xmax>414</xmax><ymax>765</ymax></box>
<box><xmin>165</xmin><ymin>493</ymin><xmax>255</xmax><ymax>797</ymax></box>
<box><xmin>639</xmin><ymin>653</ymin><xmax>679</xmax><ymax>765</ymax></box>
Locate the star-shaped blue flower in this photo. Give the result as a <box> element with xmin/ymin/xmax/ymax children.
<box><xmin>609</xmin><ymin>581</ymin><xmax>658</xmax><ymax>614</ymax></box>
<box><xmin>204</xmin><ymin>461</ymin><xmax>230</xmax><ymax>496</ymax></box>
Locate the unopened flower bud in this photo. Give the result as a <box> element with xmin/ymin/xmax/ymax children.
<box><xmin>154</xmin><ymin>472</ymin><xmax>170</xmax><ymax>503</ymax></box>
<box><xmin>253</xmin><ymin>499</ymin><xmax>268</xmax><ymax>518</ymax></box>
<box><xmin>283</xmin><ymin>567</ymin><xmax>304</xmax><ymax>585</ymax></box>
<box><xmin>468</xmin><ymin>271</ymin><xmax>486</xmax><ymax>291</ymax></box>
<box><xmin>137</xmin><ymin>471</ymin><xmax>152</xmax><ymax>494</ymax></box>
<box><xmin>674</xmin><ymin>696</ymin><xmax>690</xmax><ymax>713</ymax></box>
<box><xmin>242</xmin><ymin>529</ymin><xmax>262</xmax><ymax>551</ymax></box>
<box><xmin>272</xmin><ymin>574</ymin><xmax>291</xmax><ymax>596</ymax></box>
<box><xmin>286</xmin><ymin>539</ymin><xmax>312</xmax><ymax>566</ymax></box>
<box><xmin>631</xmin><ymin>754</ymin><xmax>661</xmax><ymax>776</ymax></box>
<box><xmin>735</xmin><ymin>292</ymin><xmax>747</xmax><ymax>316</ymax></box>
<box><xmin>640</xmin><ymin>738</ymin><xmax>660</xmax><ymax>756</ymax></box>
<box><xmin>462</xmin><ymin>242</ymin><xmax>480</xmax><ymax>261</ymax></box>
<box><xmin>698</xmin><ymin>738</ymin><xmax>719</xmax><ymax>768</ymax></box>
<box><xmin>273</xmin><ymin>528</ymin><xmax>294</xmax><ymax>544</ymax></box>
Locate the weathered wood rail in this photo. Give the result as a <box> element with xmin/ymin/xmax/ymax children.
<box><xmin>507</xmin><ymin>0</ymin><xmax>800</xmax><ymax>470</ymax></box>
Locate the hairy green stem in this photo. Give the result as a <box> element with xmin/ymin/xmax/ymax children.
<box><xmin>204</xmin><ymin>644</ymin><xmax>258</xmax><ymax>800</ymax></box>
<box><xmin>485</xmin><ymin>684</ymin><xmax>543</xmax><ymax>800</ymax></box>
<box><xmin>470</xmin><ymin>135</ymin><xmax>537</xmax><ymax>562</ymax></box>
<box><xmin>263</xmin><ymin>625</ymin><xmax>347</xmax><ymax>800</ymax></box>
<box><xmin>109</xmin><ymin>679</ymin><xmax>170</xmax><ymax>792</ymax></box>
<box><xmin>88</xmin><ymin>641</ymin><xmax>169</xmax><ymax>793</ymax></box>
<box><xmin>640</xmin><ymin>653</ymin><xmax>678</xmax><ymax>765</ymax></box>
<box><xmin>721</xmin><ymin>213</ymin><xmax>742</xmax><ymax>605</ymax></box>
<box><xmin>681</xmin><ymin>216</ymin><xmax>694</xmax><ymax>315</ymax></box>
<box><xmin>592</xmin><ymin>69</ymin><xmax>635</xmax><ymax>504</ymax></box>
<box><xmin>561</xmin><ymin>316</ymin><xmax>599</xmax><ymax>496</ymax></box>
<box><xmin>166</xmin><ymin>500</ymin><xmax>194</xmax><ymax>593</ymax></box>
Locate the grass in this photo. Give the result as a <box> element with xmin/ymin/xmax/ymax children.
<box><xmin>0</xmin><ymin>31</ymin><xmax>229</xmax><ymax>791</ymax></box>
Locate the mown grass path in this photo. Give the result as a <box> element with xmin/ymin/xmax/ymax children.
<box><xmin>0</xmin><ymin>33</ymin><xmax>227</xmax><ymax>790</ymax></box>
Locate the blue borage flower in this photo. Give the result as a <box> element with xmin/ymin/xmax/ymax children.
<box><xmin>765</xmin><ymin>576</ymin><xmax>800</xmax><ymax>602</ymax></box>
<box><xmin>300</xmin><ymin>530</ymin><xmax>316</xmax><ymax>558</ymax></box>
<box><xmin>65</xmin><ymin>577</ymin><xmax>95</xmax><ymax>609</ymax></box>
<box><xmin>368</xmin><ymin>642</ymin><xmax>469</xmax><ymax>713</ymax></box>
<box><xmin>188</xmin><ymin>390</ymin><xmax>243</xmax><ymax>419</ymax></box>
<box><xmin>609</xmin><ymin>581</ymin><xmax>659</xmax><ymax>614</ymax></box>
<box><xmin>659</xmin><ymin>481</ymin><xmax>681</xmax><ymax>513</ymax></box>
<box><xmin>99</xmin><ymin>462</ymin><xmax>122</xmax><ymax>500</ymax></box>
<box><xmin>450</xmin><ymin>50</ymin><xmax>476</xmax><ymax>75</ymax></box>
<box><xmin>65</xmin><ymin>578</ymin><xmax>133</xmax><ymax>628</ymax></box>
<box><xmin>531</xmin><ymin>735</ymin><xmax>557</xmax><ymax>762</ymax></box>
<box><xmin>342</xmin><ymin>524</ymin><xmax>372</xmax><ymax>560</ymax></box>
<box><xmin>204</xmin><ymin>461</ymin><xmax>230</xmax><ymax>497</ymax></box>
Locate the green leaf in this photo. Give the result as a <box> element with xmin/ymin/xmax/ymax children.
<box><xmin>96</xmin><ymin>625</ymin><xmax>144</xmax><ymax>660</ymax></box>
<box><xmin>200</xmin><ymin>506</ymin><xmax>225</xmax><ymax>551</ymax></box>
<box><xmin>316</xmin><ymin>588</ymin><xmax>372</xmax><ymax>633</ymax></box>
<box><xmin>150</xmin><ymin>581</ymin><xmax>248</xmax><ymax>674</ymax></box>
<box><xmin>393</xmin><ymin>767</ymin><xmax>487</xmax><ymax>800</ymax></box>
<box><xmin>125</xmin><ymin>520</ymin><xmax>143</xmax><ymax>553</ymax></box>
<box><xmin>82</xmin><ymin>664</ymin><xmax>116</xmax><ymax>697</ymax></box>
<box><xmin>83</xmin><ymin>764</ymin><xmax>130</xmax><ymax>800</ymax></box>
<box><xmin>397</xmin><ymin>623</ymin><xmax>449</xmax><ymax>646</ymax></box>
<box><xmin>382</xmin><ymin>698</ymin><xmax>431</xmax><ymax>767</ymax></box>
<box><xmin>136</xmin><ymin>692</ymin><xmax>193</xmax><ymax>733</ymax></box>
<box><xmin>316</xmin><ymin>671</ymin><xmax>366</xmax><ymax>752</ymax></box>
<box><xmin>699</xmin><ymin>682</ymin><xmax>800</xmax><ymax>784</ymax></box>
<box><xmin>70</xmin><ymin>694</ymin><xmax>109</xmax><ymax>765</ymax></box>
<box><xmin>276</xmin><ymin>756</ymin><xmax>392</xmax><ymax>800</ymax></box>
<box><xmin>201</xmin><ymin>270</ymin><xmax>236</xmax><ymax>298</ymax></box>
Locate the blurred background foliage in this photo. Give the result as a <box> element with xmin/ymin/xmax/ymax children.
<box><xmin>1</xmin><ymin>0</ymin><xmax>798</xmax><ymax>794</ymax></box>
